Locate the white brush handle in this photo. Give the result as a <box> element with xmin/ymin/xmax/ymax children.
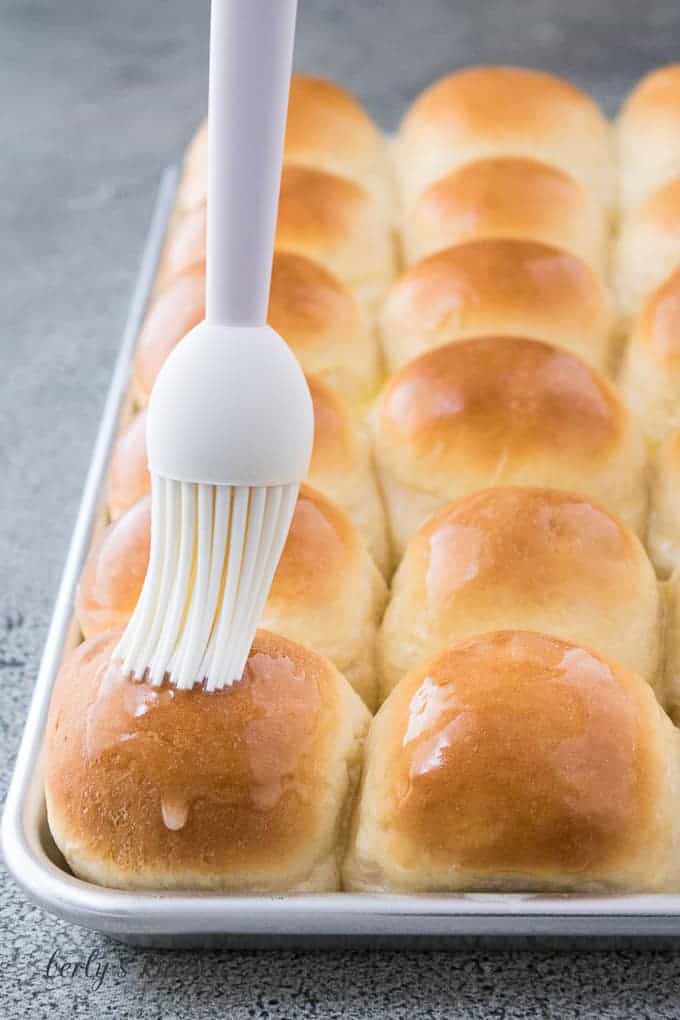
<box><xmin>206</xmin><ymin>0</ymin><xmax>298</xmax><ymax>327</ymax></box>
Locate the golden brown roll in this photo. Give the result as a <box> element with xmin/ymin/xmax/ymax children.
<box><xmin>307</xmin><ymin>375</ymin><xmax>389</xmax><ymax>573</ymax></box>
<box><xmin>402</xmin><ymin>156</ymin><xmax>609</xmax><ymax>271</ymax></box>
<box><xmin>75</xmin><ymin>497</ymin><xmax>151</xmax><ymax>639</ymax></box>
<box><xmin>135</xmin><ymin>251</ymin><xmax>381</xmax><ymax>408</ymax></box>
<box><xmin>107</xmin><ymin>379</ymin><xmax>388</xmax><ymax>569</ymax></box>
<box><xmin>45</xmin><ymin>629</ymin><xmax>370</xmax><ymax>891</ymax></box>
<box><xmin>618</xmin><ymin>66</ymin><xmax>680</xmax><ymax>211</ymax></box>
<box><xmin>619</xmin><ymin>267</ymin><xmax>680</xmax><ymax>442</ymax></box>
<box><xmin>379</xmin><ymin>487</ymin><xmax>661</xmax><ymax>700</ymax></box>
<box><xmin>614</xmin><ymin>178</ymin><xmax>680</xmax><ymax>320</ymax></box>
<box><xmin>174</xmin><ymin>75</ymin><xmax>393</xmax><ymax>218</ymax></box>
<box><xmin>267</xmin><ymin>253</ymin><xmax>381</xmax><ymax>409</ymax></box>
<box><xmin>165</xmin><ymin>164</ymin><xmax>395</xmax><ymax>314</ymax></box>
<box><xmin>648</xmin><ymin>429</ymin><xmax>680</xmax><ymax>577</ymax></box>
<box><xmin>379</xmin><ymin>240</ymin><xmax>616</xmax><ymax>375</ymax></box>
<box><xmin>344</xmin><ymin>631</ymin><xmax>680</xmax><ymax>893</ymax></box>
<box><xmin>107</xmin><ymin>412</ymin><xmax>149</xmax><ymax>521</ymax></box>
<box><xmin>133</xmin><ymin>268</ymin><xmax>204</xmax><ymax>404</ymax></box>
<box><xmin>396</xmin><ymin>66</ymin><xmax>612</xmax><ymax>211</ymax></box>
<box><xmin>76</xmin><ymin>485</ymin><xmax>386</xmax><ymax>708</ymax></box>
<box><xmin>275</xmin><ymin>164</ymin><xmax>395</xmax><ymax>312</ymax></box>
<box><xmin>373</xmin><ymin>336</ymin><xmax>647</xmax><ymax>559</ymax></box>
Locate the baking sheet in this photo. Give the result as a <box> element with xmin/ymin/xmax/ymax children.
<box><xmin>5</xmin><ymin>168</ymin><xmax>680</xmax><ymax>945</ymax></box>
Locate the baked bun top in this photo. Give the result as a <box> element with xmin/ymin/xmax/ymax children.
<box><xmin>379</xmin><ymin>487</ymin><xmax>660</xmax><ymax>696</ymax></box>
<box><xmin>396</xmin><ymin>66</ymin><xmax>612</xmax><ymax>209</ymax></box>
<box><xmin>379</xmin><ymin>239</ymin><xmax>615</xmax><ymax>373</ymax></box>
<box><xmin>350</xmin><ymin>631</ymin><xmax>673</xmax><ymax>891</ymax></box>
<box><xmin>134</xmin><ymin>269</ymin><xmax>205</xmax><ymax>402</ymax></box>
<box><xmin>45</xmin><ymin>629</ymin><xmax>369</xmax><ymax>890</ymax></box>
<box><xmin>175</xmin><ymin>74</ymin><xmax>392</xmax><ymax>216</ymax></box>
<box><xmin>618</xmin><ymin>65</ymin><xmax>680</xmax><ymax>209</ymax></box>
<box><xmin>107</xmin><ymin>412</ymin><xmax>149</xmax><ymax>520</ymax></box>
<box><xmin>376</xmin><ymin>336</ymin><xmax>637</xmax><ymax>493</ymax></box>
<box><xmin>402</xmin><ymin>156</ymin><xmax>607</xmax><ymax>271</ymax></box>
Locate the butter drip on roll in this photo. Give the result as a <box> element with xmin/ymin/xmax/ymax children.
<box><xmin>345</xmin><ymin>631</ymin><xmax>680</xmax><ymax>894</ymax></box>
<box><xmin>45</xmin><ymin>630</ymin><xmax>370</xmax><ymax>891</ymax></box>
<box><xmin>373</xmin><ymin>336</ymin><xmax>647</xmax><ymax>560</ymax></box>
<box><xmin>379</xmin><ymin>487</ymin><xmax>661</xmax><ymax>701</ymax></box>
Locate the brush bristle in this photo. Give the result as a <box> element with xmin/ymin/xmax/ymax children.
<box><xmin>114</xmin><ymin>476</ymin><xmax>298</xmax><ymax>690</ymax></box>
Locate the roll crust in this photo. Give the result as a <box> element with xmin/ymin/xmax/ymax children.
<box><xmin>373</xmin><ymin>336</ymin><xmax>646</xmax><ymax>557</ymax></box>
<box><xmin>402</xmin><ymin>156</ymin><xmax>608</xmax><ymax>272</ymax></box>
<box><xmin>618</xmin><ymin>65</ymin><xmax>680</xmax><ymax>210</ymax></box>
<box><xmin>614</xmin><ymin>177</ymin><xmax>680</xmax><ymax>320</ymax></box>
<box><xmin>345</xmin><ymin>631</ymin><xmax>680</xmax><ymax>893</ymax></box>
<box><xmin>46</xmin><ymin>630</ymin><xmax>370</xmax><ymax>891</ymax></box>
<box><xmin>396</xmin><ymin>66</ymin><xmax>612</xmax><ymax>210</ymax></box>
<box><xmin>379</xmin><ymin>239</ymin><xmax>616</xmax><ymax>374</ymax></box>
<box><xmin>379</xmin><ymin>487</ymin><xmax>661</xmax><ymax>699</ymax></box>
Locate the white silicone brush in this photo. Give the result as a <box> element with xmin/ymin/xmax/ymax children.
<box><xmin>115</xmin><ymin>0</ymin><xmax>313</xmax><ymax>691</ymax></box>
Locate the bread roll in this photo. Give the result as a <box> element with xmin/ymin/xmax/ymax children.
<box><xmin>402</xmin><ymin>157</ymin><xmax>608</xmax><ymax>272</ymax></box>
<box><xmin>618</xmin><ymin>66</ymin><xmax>680</xmax><ymax>211</ymax></box>
<box><xmin>107</xmin><ymin>379</ymin><xmax>388</xmax><ymax>569</ymax></box>
<box><xmin>648</xmin><ymin>429</ymin><xmax>680</xmax><ymax>577</ymax></box>
<box><xmin>275</xmin><ymin>164</ymin><xmax>395</xmax><ymax>313</ymax></box>
<box><xmin>76</xmin><ymin>486</ymin><xmax>386</xmax><ymax>708</ymax></box>
<box><xmin>396</xmin><ymin>66</ymin><xmax>612</xmax><ymax>211</ymax></box>
<box><xmin>175</xmin><ymin>75</ymin><xmax>393</xmax><ymax>218</ymax></box>
<box><xmin>379</xmin><ymin>487</ymin><xmax>661</xmax><ymax>699</ymax></box>
<box><xmin>614</xmin><ymin>178</ymin><xmax>680</xmax><ymax>320</ymax></box>
<box><xmin>267</xmin><ymin>253</ymin><xmax>381</xmax><ymax>409</ymax></box>
<box><xmin>135</xmin><ymin>252</ymin><xmax>380</xmax><ymax>408</ymax></box>
<box><xmin>107</xmin><ymin>412</ymin><xmax>149</xmax><ymax>520</ymax></box>
<box><xmin>134</xmin><ymin>268</ymin><xmax>204</xmax><ymax>404</ymax></box>
<box><xmin>619</xmin><ymin>267</ymin><xmax>680</xmax><ymax>442</ymax></box>
<box><xmin>379</xmin><ymin>240</ymin><xmax>616</xmax><ymax>375</ymax></box>
<box><xmin>76</xmin><ymin>497</ymin><xmax>151</xmax><ymax>639</ymax></box>
<box><xmin>307</xmin><ymin>375</ymin><xmax>389</xmax><ymax>573</ymax></box>
<box><xmin>165</xmin><ymin>164</ymin><xmax>395</xmax><ymax>314</ymax></box>
<box><xmin>345</xmin><ymin>631</ymin><xmax>680</xmax><ymax>893</ymax></box>
<box><xmin>45</xmin><ymin>629</ymin><xmax>370</xmax><ymax>891</ymax></box>
<box><xmin>373</xmin><ymin>336</ymin><xmax>646</xmax><ymax>559</ymax></box>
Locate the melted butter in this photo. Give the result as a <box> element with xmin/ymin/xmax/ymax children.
<box><xmin>160</xmin><ymin>793</ymin><xmax>190</xmax><ymax>831</ymax></box>
<box><xmin>425</xmin><ymin>521</ymin><xmax>485</xmax><ymax>604</ymax></box>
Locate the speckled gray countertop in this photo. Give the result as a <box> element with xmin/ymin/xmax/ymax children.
<box><xmin>3</xmin><ymin>2</ymin><xmax>680</xmax><ymax>1016</ymax></box>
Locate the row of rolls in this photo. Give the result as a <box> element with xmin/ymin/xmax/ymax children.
<box><xmin>46</xmin><ymin>65</ymin><xmax>680</xmax><ymax>894</ymax></box>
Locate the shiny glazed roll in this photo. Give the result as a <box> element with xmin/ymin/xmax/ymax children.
<box><xmin>45</xmin><ymin>629</ymin><xmax>370</xmax><ymax>891</ymax></box>
<box><xmin>372</xmin><ymin>336</ymin><xmax>646</xmax><ymax>559</ymax></box>
<box><xmin>175</xmin><ymin>74</ymin><xmax>393</xmax><ymax>217</ymax></box>
<box><xmin>379</xmin><ymin>487</ymin><xmax>661</xmax><ymax>699</ymax></box>
<box><xmin>135</xmin><ymin>251</ymin><xmax>381</xmax><ymax>408</ymax></box>
<box><xmin>344</xmin><ymin>631</ymin><xmax>680</xmax><ymax>893</ymax></box>
<box><xmin>401</xmin><ymin>156</ymin><xmax>609</xmax><ymax>272</ymax></box>
<box><xmin>614</xmin><ymin>178</ymin><xmax>680</xmax><ymax>319</ymax></box>
<box><xmin>648</xmin><ymin>429</ymin><xmax>680</xmax><ymax>577</ymax></box>
<box><xmin>395</xmin><ymin>66</ymin><xmax>612</xmax><ymax>210</ymax></box>
<box><xmin>107</xmin><ymin>377</ymin><xmax>388</xmax><ymax>570</ymax></box>
<box><xmin>76</xmin><ymin>485</ymin><xmax>387</xmax><ymax>708</ymax></box>
<box><xmin>378</xmin><ymin>240</ymin><xmax>616</xmax><ymax>375</ymax></box>
<box><xmin>618</xmin><ymin>267</ymin><xmax>680</xmax><ymax>442</ymax></box>
<box><xmin>618</xmin><ymin>66</ymin><xmax>680</xmax><ymax>211</ymax></box>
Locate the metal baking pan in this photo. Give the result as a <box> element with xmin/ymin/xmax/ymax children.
<box><xmin>5</xmin><ymin>168</ymin><xmax>680</xmax><ymax>946</ymax></box>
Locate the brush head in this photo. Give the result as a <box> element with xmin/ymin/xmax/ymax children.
<box><xmin>147</xmin><ymin>322</ymin><xmax>314</xmax><ymax>487</ymax></box>
<box><xmin>114</xmin><ymin>322</ymin><xmax>314</xmax><ymax>691</ymax></box>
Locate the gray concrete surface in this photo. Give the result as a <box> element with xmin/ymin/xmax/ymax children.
<box><xmin>3</xmin><ymin>1</ymin><xmax>680</xmax><ymax>1016</ymax></box>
